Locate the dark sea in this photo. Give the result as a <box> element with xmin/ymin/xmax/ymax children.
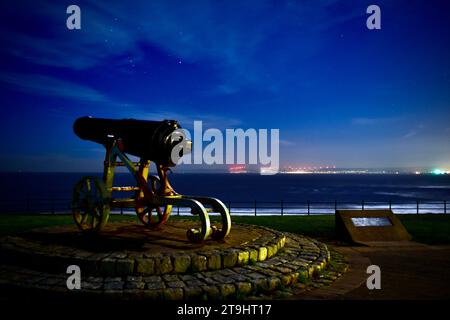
<box><xmin>1</xmin><ymin>172</ymin><xmax>449</xmax><ymax>215</ymax></box>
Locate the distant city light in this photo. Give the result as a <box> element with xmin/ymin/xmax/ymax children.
<box><xmin>228</xmin><ymin>165</ymin><xmax>247</xmax><ymax>174</ymax></box>
<box><xmin>432</xmin><ymin>169</ymin><xmax>450</xmax><ymax>175</ymax></box>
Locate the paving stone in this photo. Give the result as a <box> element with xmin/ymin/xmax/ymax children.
<box><xmin>126</xmin><ymin>276</ymin><xmax>142</xmax><ymax>282</ymax></box>
<box><xmin>247</xmin><ymin>248</ymin><xmax>259</xmax><ymax>263</ymax></box>
<box><xmin>258</xmin><ymin>247</ymin><xmax>268</xmax><ymax>261</ymax></box>
<box><xmin>246</xmin><ymin>272</ymin><xmax>265</xmax><ymax>280</ymax></box>
<box><xmin>115</xmin><ymin>258</ymin><xmax>134</xmax><ymax>276</ymax></box>
<box><xmin>267</xmin><ymin>245</ymin><xmax>276</xmax><ymax>259</ymax></box>
<box><xmin>186</xmin><ymin>279</ymin><xmax>206</xmax><ymax>287</ymax></box>
<box><xmin>232</xmin><ymin>267</ymin><xmax>252</xmax><ymax>274</ymax></box>
<box><xmin>191</xmin><ymin>254</ymin><xmax>207</xmax><ymax>272</ymax></box>
<box><xmin>125</xmin><ymin>281</ymin><xmax>145</xmax><ymax>290</ymax></box>
<box><xmin>267</xmin><ymin>277</ymin><xmax>281</xmax><ymax>290</ymax></box>
<box><xmin>237</xmin><ymin>250</ymin><xmax>249</xmax><ymax>266</ymax></box>
<box><xmin>250</xmin><ymin>278</ymin><xmax>268</xmax><ymax>292</ymax></box>
<box><xmin>213</xmin><ymin>274</ymin><xmax>235</xmax><ymax>284</ymax></box>
<box><xmin>199</xmin><ymin>285</ymin><xmax>218</xmax><ymax>299</ymax></box>
<box><xmin>167</xmin><ymin>281</ymin><xmax>185</xmax><ymax>288</ymax></box>
<box><xmin>81</xmin><ymin>280</ymin><xmax>103</xmax><ymax>290</ymax></box>
<box><xmin>143</xmin><ymin>275</ymin><xmax>163</xmax><ymax>283</ymax></box>
<box><xmin>173</xmin><ymin>254</ymin><xmax>191</xmax><ymax>273</ymax></box>
<box><xmin>217</xmin><ymin>269</ymin><xmax>236</xmax><ymax>276</ymax></box>
<box><xmin>180</xmin><ymin>274</ymin><xmax>196</xmax><ymax>281</ymax></box>
<box><xmin>162</xmin><ymin>274</ymin><xmax>179</xmax><ymax>282</ymax></box>
<box><xmin>155</xmin><ymin>255</ymin><xmax>173</xmax><ymax>274</ymax></box>
<box><xmin>163</xmin><ymin>287</ymin><xmax>184</xmax><ymax>300</ymax></box>
<box><xmin>236</xmin><ymin>282</ymin><xmax>252</xmax><ymax>295</ymax></box>
<box><xmin>135</xmin><ymin>257</ymin><xmax>155</xmax><ymax>275</ymax></box>
<box><xmin>104</xmin><ymin>276</ymin><xmax>122</xmax><ymax>282</ymax></box>
<box><xmin>146</xmin><ymin>281</ymin><xmax>166</xmax><ymax>290</ymax></box>
<box><xmin>203</xmin><ymin>252</ymin><xmax>221</xmax><ymax>270</ymax></box>
<box><xmin>280</xmin><ymin>275</ymin><xmax>292</xmax><ymax>286</ymax></box>
<box><xmin>230</xmin><ymin>274</ymin><xmax>249</xmax><ymax>282</ymax></box>
<box><xmin>271</xmin><ymin>266</ymin><xmax>293</xmax><ymax>274</ymax></box>
<box><xmin>199</xmin><ymin>276</ymin><xmax>217</xmax><ymax>285</ymax></box>
<box><xmin>219</xmin><ymin>284</ymin><xmax>235</xmax><ymax>298</ymax></box>
<box><xmin>99</xmin><ymin>257</ymin><xmax>116</xmax><ymax>276</ymax></box>
<box><xmin>104</xmin><ymin>281</ymin><xmax>123</xmax><ymax>290</ymax></box>
<box><xmin>110</xmin><ymin>252</ymin><xmax>127</xmax><ymax>259</ymax></box>
<box><xmin>222</xmin><ymin>249</ymin><xmax>238</xmax><ymax>268</ymax></box>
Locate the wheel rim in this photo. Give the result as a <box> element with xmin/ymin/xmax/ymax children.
<box><xmin>135</xmin><ymin>175</ymin><xmax>172</xmax><ymax>228</ymax></box>
<box><xmin>136</xmin><ymin>200</ymin><xmax>173</xmax><ymax>228</ymax></box>
<box><xmin>72</xmin><ymin>176</ymin><xmax>109</xmax><ymax>232</ymax></box>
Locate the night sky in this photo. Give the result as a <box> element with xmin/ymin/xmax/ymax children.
<box><xmin>0</xmin><ymin>0</ymin><xmax>449</xmax><ymax>172</ymax></box>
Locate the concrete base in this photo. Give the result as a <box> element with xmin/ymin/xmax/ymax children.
<box><xmin>0</xmin><ymin>221</ymin><xmax>332</xmax><ymax>300</ymax></box>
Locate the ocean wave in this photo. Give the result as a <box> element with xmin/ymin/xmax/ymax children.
<box><xmin>374</xmin><ymin>191</ymin><xmax>421</xmax><ymax>198</ymax></box>
<box><xmin>417</xmin><ymin>185</ymin><xmax>450</xmax><ymax>189</ymax></box>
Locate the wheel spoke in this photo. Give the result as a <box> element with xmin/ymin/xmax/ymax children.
<box><xmin>72</xmin><ymin>176</ymin><xmax>109</xmax><ymax>233</ymax></box>
<box><xmin>148</xmin><ymin>208</ymin><xmax>154</xmax><ymax>223</ymax></box>
<box><xmin>157</xmin><ymin>207</ymin><xmax>164</xmax><ymax>218</ymax></box>
<box><xmin>80</xmin><ymin>212</ymin><xmax>88</xmax><ymax>224</ymax></box>
<box><xmin>85</xmin><ymin>179</ymin><xmax>91</xmax><ymax>192</ymax></box>
<box><xmin>91</xmin><ymin>214</ymin><xmax>96</xmax><ymax>228</ymax></box>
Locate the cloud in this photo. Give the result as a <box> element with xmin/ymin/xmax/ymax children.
<box><xmin>403</xmin><ymin>130</ymin><xmax>417</xmax><ymax>139</ymax></box>
<box><xmin>0</xmin><ymin>71</ymin><xmax>242</xmax><ymax>128</ymax></box>
<box><xmin>351</xmin><ymin>117</ymin><xmax>397</xmax><ymax>126</ymax></box>
<box><xmin>1</xmin><ymin>0</ymin><xmax>357</xmax><ymax>91</ymax></box>
<box><xmin>213</xmin><ymin>84</ymin><xmax>240</xmax><ymax>95</ymax></box>
<box><xmin>0</xmin><ymin>2</ymin><xmax>139</xmax><ymax>70</ymax></box>
<box><xmin>280</xmin><ymin>139</ymin><xmax>296</xmax><ymax>146</ymax></box>
<box><xmin>0</xmin><ymin>72</ymin><xmax>107</xmax><ymax>102</ymax></box>
<box><xmin>132</xmin><ymin>110</ymin><xmax>242</xmax><ymax>129</ymax></box>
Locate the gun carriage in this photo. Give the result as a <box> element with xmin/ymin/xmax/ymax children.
<box><xmin>72</xmin><ymin>116</ymin><xmax>231</xmax><ymax>242</ymax></box>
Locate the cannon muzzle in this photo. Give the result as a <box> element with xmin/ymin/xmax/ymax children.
<box><xmin>73</xmin><ymin>116</ymin><xmax>190</xmax><ymax>166</ymax></box>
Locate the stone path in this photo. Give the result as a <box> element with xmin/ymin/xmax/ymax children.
<box><xmin>336</xmin><ymin>245</ymin><xmax>450</xmax><ymax>300</ymax></box>
<box><xmin>286</xmin><ymin>243</ymin><xmax>450</xmax><ymax>300</ymax></box>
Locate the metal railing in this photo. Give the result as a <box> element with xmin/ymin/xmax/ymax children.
<box><xmin>0</xmin><ymin>198</ymin><xmax>447</xmax><ymax>215</ymax></box>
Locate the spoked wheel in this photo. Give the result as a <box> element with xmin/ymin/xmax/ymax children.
<box><xmin>72</xmin><ymin>176</ymin><xmax>110</xmax><ymax>233</ymax></box>
<box><xmin>135</xmin><ymin>175</ymin><xmax>172</xmax><ymax>228</ymax></box>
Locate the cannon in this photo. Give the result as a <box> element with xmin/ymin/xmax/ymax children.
<box><xmin>71</xmin><ymin>116</ymin><xmax>231</xmax><ymax>242</ymax></box>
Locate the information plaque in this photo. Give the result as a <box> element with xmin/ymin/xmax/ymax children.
<box><xmin>335</xmin><ymin>210</ymin><xmax>412</xmax><ymax>245</ymax></box>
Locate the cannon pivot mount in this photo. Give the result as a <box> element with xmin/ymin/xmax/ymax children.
<box><xmin>71</xmin><ymin>116</ymin><xmax>231</xmax><ymax>242</ymax></box>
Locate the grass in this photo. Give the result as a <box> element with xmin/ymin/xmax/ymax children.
<box><xmin>0</xmin><ymin>214</ymin><xmax>135</xmax><ymax>235</ymax></box>
<box><xmin>0</xmin><ymin>213</ymin><xmax>449</xmax><ymax>245</ymax></box>
<box><xmin>398</xmin><ymin>214</ymin><xmax>450</xmax><ymax>245</ymax></box>
<box><xmin>232</xmin><ymin>215</ymin><xmax>450</xmax><ymax>245</ymax></box>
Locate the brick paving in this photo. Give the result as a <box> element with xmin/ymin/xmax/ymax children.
<box><xmin>0</xmin><ymin>221</ymin><xmax>334</xmax><ymax>300</ymax></box>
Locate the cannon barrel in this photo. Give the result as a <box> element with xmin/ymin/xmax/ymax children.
<box><xmin>73</xmin><ymin>116</ymin><xmax>189</xmax><ymax>166</ymax></box>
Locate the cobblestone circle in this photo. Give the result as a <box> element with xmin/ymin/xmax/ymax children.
<box><xmin>0</xmin><ymin>221</ymin><xmax>336</xmax><ymax>300</ymax></box>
